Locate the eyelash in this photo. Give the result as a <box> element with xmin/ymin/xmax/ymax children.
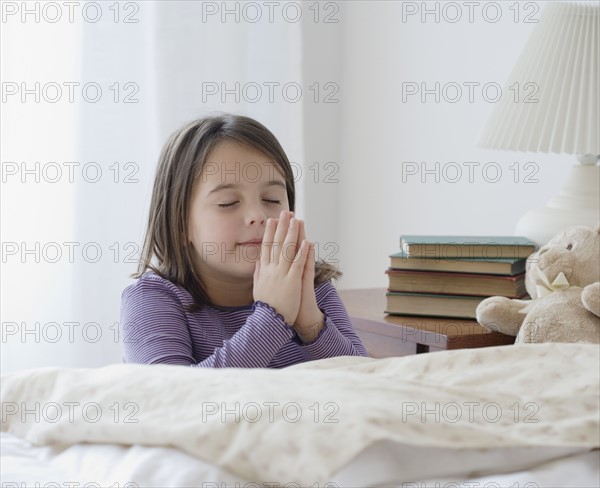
<box><xmin>218</xmin><ymin>199</ymin><xmax>281</xmax><ymax>208</ymax></box>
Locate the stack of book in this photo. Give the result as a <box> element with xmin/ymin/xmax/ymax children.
<box><xmin>385</xmin><ymin>235</ymin><xmax>537</xmax><ymax>320</ymax></box>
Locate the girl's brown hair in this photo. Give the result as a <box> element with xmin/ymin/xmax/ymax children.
<box><xmin>134</xmin><ymin>113</ymin><xmax>342</xmax><ymax>312</ymax></box>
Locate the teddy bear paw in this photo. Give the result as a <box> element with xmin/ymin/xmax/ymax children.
<box><xmin>581</xmin><ymin>282</ymin><xmax>600</xmax><ymax>317</ymax></box>
<box><xmin>476</xmin><ymin>296</ymin><xmax>525</xmax><ymax>336</ymax></box>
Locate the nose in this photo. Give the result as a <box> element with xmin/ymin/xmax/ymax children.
<box><xmin>246</xmin><ymin>205</ymin><xmax>267</xmax><ymax>226</ymax></box>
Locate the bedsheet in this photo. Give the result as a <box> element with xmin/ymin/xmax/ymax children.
<box><xmin>1</xmin><ymin>343</ymin><xmax>598</xmax><ymax>485</ymax></box>
<box><xmin>1</xmin><ymin>431</ymin><xmax>598</xmax><ymax>487</ymax></box>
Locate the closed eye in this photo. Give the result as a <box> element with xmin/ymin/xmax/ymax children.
<box><xmin>218</xmin><ymin>199</ymin><xmax>281</xmax><ymax>208</ymax></box>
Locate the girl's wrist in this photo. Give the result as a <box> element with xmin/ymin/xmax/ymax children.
<box><xmin>294</xmin><ymin>311</ymin><xmax>325</xmax><ymax>343</ymax></box>
<box><xmin>254</xmin><ymin>300</ymin><xmax>295</xmax><ymax>327</ymax></box>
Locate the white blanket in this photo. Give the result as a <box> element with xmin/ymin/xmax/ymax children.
<box><xmin>2</xmin><ymin>343</ymin><xmax>598</xmax><ymax>484</ymax></box>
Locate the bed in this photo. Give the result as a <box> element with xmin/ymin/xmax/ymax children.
<box><xmin>2</xmin><ymin>343</ymin><xmax>598</xmax><ymax>487</ymax></box>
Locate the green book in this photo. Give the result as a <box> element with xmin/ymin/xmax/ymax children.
<box><xmin>389</xmin><ymin>250</ymin><xmax>527</xmax><ymax>276</ymax></box>
<box><xmin>400</xmin><ymin>235</ymin><xmax>537</xmax><ymax>259</ymax></box>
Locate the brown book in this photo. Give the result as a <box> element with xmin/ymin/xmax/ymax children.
<box><xmin>385</xmin><ymin>269</ymin><xmax>527</xmax><ymax>298</ymax></box>
<box><xmin>386</xmin><ymin>292</ymin><xmax>486</xmax><ymax>319</ymax></box>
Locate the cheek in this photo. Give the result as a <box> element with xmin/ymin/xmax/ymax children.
<box><xmin>201</xmin><ymin>212</ymin><xmax>238</xmax><ymax>242</ymax></box>
<box><xmin>189</xmin><ymin>209</ymin><xmax>219</xmax><ymax>244</ymax></box>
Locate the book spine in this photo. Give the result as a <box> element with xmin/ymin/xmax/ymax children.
<box><xmin>404</xmin><ymin>244</ymin><xmax>534</xmax><ymax>259</ymax></box>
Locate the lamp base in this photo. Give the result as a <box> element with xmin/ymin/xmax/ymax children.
<box><xmin>515</xmin><ymin>163</ymin><xmax>599</xmax><ymax>246</ymax></box>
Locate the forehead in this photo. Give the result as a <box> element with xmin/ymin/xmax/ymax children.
<box><xmin>199</xmin><ymin>140</ymin><xmax>285</xmax><ymax>193</ymax></box>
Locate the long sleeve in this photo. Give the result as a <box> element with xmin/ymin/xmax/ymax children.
<box><xmin>193</xmin><ymin>302</ymin><xmax>297</xmax><ymax>368</ymax></box>
<box><xmin>120</xmin><ymin>276</ymin><xmax>296</xmax><ymax>368</ymax></box>
<box><xmin>296</xmin><ymin>282</ymin><xmax>369</xmax><ymax>359</ymax></box>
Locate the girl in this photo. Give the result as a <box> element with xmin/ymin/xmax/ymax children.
<box><xmin>120</xmin><ymin>113</ymin><xmax>368</xmax><ymax>368</ymax></box>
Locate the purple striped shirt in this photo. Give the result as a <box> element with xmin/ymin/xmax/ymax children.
<box><xmin>120</xmin><ymin>272</ymin><xmax>368</xmax><ymax>368</ymax></box>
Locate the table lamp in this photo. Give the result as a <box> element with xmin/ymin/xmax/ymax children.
<box><xmin>479</xmin><ymin>1</ymin><xmax>599</xmax><ymax>245</ymax></box>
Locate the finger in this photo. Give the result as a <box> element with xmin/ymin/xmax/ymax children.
<box><xmin>261</xmin><ymin>218</ymin><xmax>277</xmax><ymax>266</ymax></box>
<box><xmin>269</xmin><ymin>218</ymin><xmax>279</xmax><ymax>263</ymax></box>
<box><xmin>291</xmin><ymin>239</ymin><xmax>310</xmax><ymax>276</ymax></box>
<box><xmin>304</xmin><ymin>242</ymin><xmax>315</xmax><ymax>279</ymax></box>
<box><xmin>296</xmin><ymin>219</ymin><xmax>305</xmax><ymax>254</ymax></box>
<box><xmin>281</xmin><ymin>217</ymin><xmax>300</xmax><ymax>270</ymax></box>
<box><xmin>272</xmin><ymin>211</ymin><xmax>292</xmax><ymax>264</ymax></box>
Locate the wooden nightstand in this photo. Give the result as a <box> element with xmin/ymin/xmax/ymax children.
<box><xmin>338</xmin><ymin>288</ymin><xmax>515</xmax><ymax>358</ymax></box>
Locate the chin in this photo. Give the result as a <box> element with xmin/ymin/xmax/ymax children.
<box><xmin>231</xmin><ymin>258</ymin><xmax>258</xmax><ymax>278</ymax></box>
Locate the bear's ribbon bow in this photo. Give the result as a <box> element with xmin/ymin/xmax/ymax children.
<box><xmin>536</xmin><ymin>271</ymin><xmax>571</xmax><ymax>298</ymax></box>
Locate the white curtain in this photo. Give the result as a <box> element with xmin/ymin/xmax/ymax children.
<box><xmin>2</xmin><ymin>1</ymin><xmax>341</xmax><ymax>372</ymax></box>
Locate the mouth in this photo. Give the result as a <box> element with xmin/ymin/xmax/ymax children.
<box><xmin>238</xmin><ymin>240</ymin><xmax>263</xmax><ymax>246</ymax></box>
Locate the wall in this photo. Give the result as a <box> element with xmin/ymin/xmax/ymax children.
<box><xmin>335</xmin><ymin>1</ymin><xmax>569</xmax><ymax>290</ymax></box>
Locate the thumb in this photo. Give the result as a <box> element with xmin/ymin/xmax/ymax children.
<box><xmin>253</xmin><ymin>259</ymin><xmax>260</xmax><ymax>285</ymax></box>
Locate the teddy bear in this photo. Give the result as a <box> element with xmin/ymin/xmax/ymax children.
<box><xmin>476</xmin><ymin>225</ymin><xmax>600</xmax><ymax>344</ymax></box>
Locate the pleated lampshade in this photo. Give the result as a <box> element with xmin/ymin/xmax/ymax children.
<box><xmin>479</xmin><ymin>2</ymin><xmax>599</xmax><ymax>156</ymax></box>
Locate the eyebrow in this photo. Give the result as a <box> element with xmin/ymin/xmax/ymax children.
<box><xmin>206</xmin><ymin>180</ymin><xmax>287</xmax><ymax>197</ymax></box>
